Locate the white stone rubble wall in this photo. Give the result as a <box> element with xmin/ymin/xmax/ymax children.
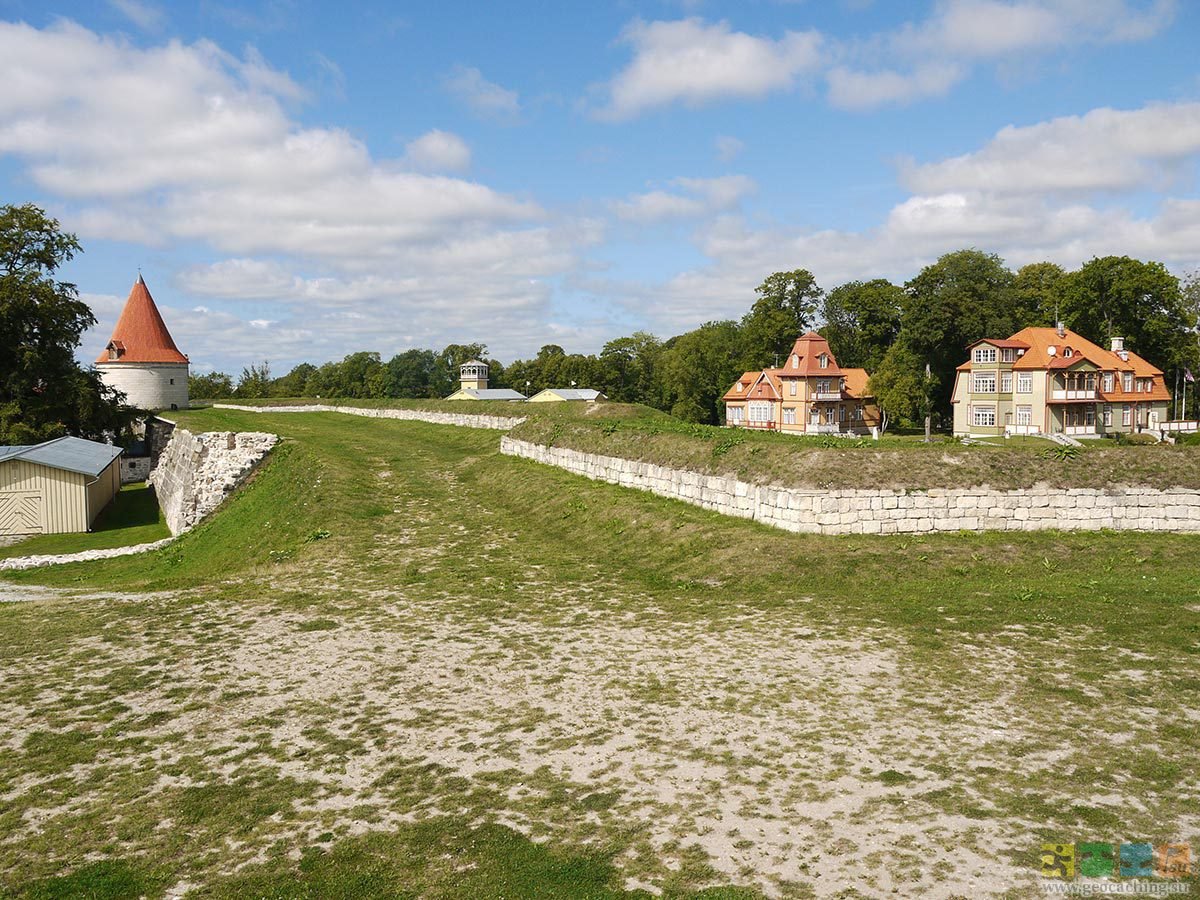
<box><xmin>149</xmin><ymin>429</ymin><xmax>279</xmax><ymax>534</ymax></box>
<box><xmin>120</xmin><ymin>456</ymin><xmax>153</xmax><ymax>484</ymax></box>
<box><xmin>213</xmin><ymin>403</ymin><xmax>524</xmax><ymax>430</ymax></box>
<box><xmin>0</xmin><ymin>538</ymin><xmax>174</xmax><ymax>571</ymax></box>
<box><xmin>500</xmin><ymin>437</ymin><xmax>1200</xmax><ymax>535</ymax></box>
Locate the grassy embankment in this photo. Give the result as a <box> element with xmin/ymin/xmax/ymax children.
<box><xmin>0</xmin><ymin>407</ymin><xmax>1196</xmax><ymax>897</ymax></box>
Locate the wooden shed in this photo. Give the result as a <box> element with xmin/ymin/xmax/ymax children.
<box><xmin>0</xmin><ymin>437</ymin><xmax>123</xmax><ymax>536</ymax></box>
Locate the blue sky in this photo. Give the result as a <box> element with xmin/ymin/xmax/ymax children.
<box><xmin>0</xmin><ymin>0</ymin><xmax>1197</xmax><ymax>375</ymax></box>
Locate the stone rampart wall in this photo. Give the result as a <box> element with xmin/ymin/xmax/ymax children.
<box><xmin>500</xmin><ymin>437</ymin><xmax>1200</xmax><ymax>535</ymax></box>
<box><xmin>120</xmin><ymin>456</ymin><xmax>153</xmax><ymax>484</ymax></box>
<box><xmin>149</xmin><ymin>429</ymin><xmax>278</xmax><ymax>534</ymax></box>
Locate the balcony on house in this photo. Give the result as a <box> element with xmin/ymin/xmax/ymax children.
<box><xmin>1050</xmin><ymin>372</ymin><xmax>1097</xmax><ymax>401</ymax></box>
<box><xmin>812</xmin><ymin>391</ymin><xmax>843</xmax><ymax>402</ymax></box>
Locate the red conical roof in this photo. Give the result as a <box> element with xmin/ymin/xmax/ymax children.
<box><xmin>96</xmin><ymin>275</ymin><xmax>188</xmax><ymax>364</ymax></box>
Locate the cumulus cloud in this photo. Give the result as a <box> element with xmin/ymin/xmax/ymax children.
<box><xmin>595</xmin><ymin>18</ymin><xmax>822</xmax><ymax>120</ymax></box>
<box><xmin>0</xmin><ymin>19</ymin><xmax>597</xmax><ymax>369</ymax></box>
<box><xmin>444</xmin><ymin>65</ymin><xmax>521</xmax><ymax>119</ymax></box>
<box><xmin>403</xmin><ymin>129</ymin><xmax>471</xmax><ymax>172</ymax></box>
<box><xmin>613</xmin><ymin>175</ymin><xmax>756</xmax><ymax>223</ymax></box>
<box><xmin>901</xmin><ymin>102</ymin><xmax>1200</xmax><ymax>195</ymax></box>
<box><xmin>826</xmin><ymin>62</ymin><xmax>962</xmax><ymax>109</ymax></box>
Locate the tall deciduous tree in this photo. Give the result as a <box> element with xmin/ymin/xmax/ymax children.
<box><xmin>1059</xmin><ymin>256</ymin><xmax>1195</xmax><ymax>370</ymax></box>
<box><xmin>660</xmin><ymin>320</ymin><xmax>743</xmax><ymax>423</ymax></box>
<box><xmin>189</xmin><ymin>371</ymin><xmax>234</xmax><ymax>400</ymax></box>
<box><xmin>740</xmin><ymin>269</ymin><xmax>822</xmax><ymax>369</ymax></box>
<box><xmin>820</xmin><ymin>279</ymin><xmax>904</xmax><ymax>372</ymax></box>
<box><xmin>903</xmin><ymin>249</ymin><xmax>1019</xmax><ymax>419</ymax></box>
<box><xmin>0</xmin><ymin>203</ymin><xmax>130</xmax><ymax>443</ymax></box>
<box><xmin>868</xmin><ymin>341</ymin><xmax>937</xmax><ymax>437</ymax></box>
<box><xmin>1013</xmin><ymin>261</ymin><xmax>1065</xmax><ymax>327</ymax></box>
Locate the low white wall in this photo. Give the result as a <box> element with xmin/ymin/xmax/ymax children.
<box><xmin>500</xmin><ymin>437</ymin><xmax>1200</xmax><ymax>535</ymax></box>
<box><xmin>213</xmin><ymin>403</ymin><xmax>524</xmax><ymax>430</ymax></box>
<box><xmin>149</xmin><ymin>429</ymin><xmax>278</xmax><ymax>534</ymax></box>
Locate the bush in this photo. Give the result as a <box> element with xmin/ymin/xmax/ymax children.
<box><xmin>1123</xmin><ymin>433</ymin><xmax>1159</xmax><ymax>445</ymax></box>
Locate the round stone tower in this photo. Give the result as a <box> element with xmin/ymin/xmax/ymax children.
<box><xmin>95</xmin><ymin>275</ymin><xmax>190</xmax><ymax>411</ymax></box>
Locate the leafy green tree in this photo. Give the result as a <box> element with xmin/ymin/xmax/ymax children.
<box><xmin>334</xmin><ymin>351</ymin><xmax>384</xmax><ymax>398</ymax></box>
<box><xmin>235</xmin><ymin>361</ymin><xmax>272</xmax><ymax>399</ymax></box>
<box><xmin>740</xmin><ymin>269</ymin><xmax>822</xmax><ymax>369</ymax></box>
<box><xmin>379</xmin><ymin>349</ymin><xmax>440</xmax><ymax>398</ymax></box>
<box><xmin>598</xmin><ymin>332</ymin><xmax>663</xmax><ymax>405</ymax></box>
<box><xmin>659</xmin><ymin>320</ymin><xmax>743</xmax><ymax>423</ymax></box>
<box><xmin>1013</xmin><ymin>261</ymin><xmax>1065</xmax><ymax>327</ymax></box>
<box><xmin>903</xmin><ymin>249</ymin><xmax>1019</xmax><ymax>419</ymax></box>
<box><xmin>1059</xmin><ymin>256</ymin><xmax>1195</xmax><ymax>370</ymax></box>
<box><xmin>0</xmin><ymin>203</ymin><xmax>131</xmax><ymax>443</ymax></box>
<box><xmin>188</xmin><ymin>371</ymin><xmax>234</xmax><ymax>400</ymax></box>
<box><xmin>868</xmin><ymin>341</ymin><xmax>937</xmax><ymax>437</ymax></box>
<box><xmin>270</xmin><ymin>363</ymin><xmax>316</xmax><ymax>397</ymax></box>
<box><xmin>820</xmin><ymin>279</ymin><xmax>903</xmax><ymax>371</ymax></box>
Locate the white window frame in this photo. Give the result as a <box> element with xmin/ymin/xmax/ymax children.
<box><xmin>748</xmin><ymin>401</ymin><xmax>772</xmax><ymax>423</ymax></box>
<box><xmin>974</xmin><ymin>347</ymin><xmax>997</xmax><ymax>363</ymax></box>
<box><xmin>1000</xmin><ymin>371</ymin><xmax>1012</xmax><ymax>393</ymax></box>
<box><xmin>1001</xmin><ymin>348</ymin><xmax>1015</xmax><ymax>362</ymax></box>
<box><xmin>819</xmin><ymin>354</ymin><xmax>828</xmax><ymax>369</ymax></box>
<box><xmin>1016</xmin><ymin>405</ymin><xmax>1032</xmax><ymax>426</ymax></box>
<box><xmin>973</xmin><ymin>372</ymin><xmax>997</xmax><ymax>393</ymax></box>
<box><xmin>972</xmin><ymin>406</ymin><xmax>996</xmax><ymax>427</ymax></box>
<box><xmin>1016</xmin><ymin>373</ymin><xmax>1032</xmax><ymax>394</ymax></box>
<box><xmin>789</xmin><ymin>380</ymin><xmax>797</xmax><ymax>396</ymax></box>
<box><xmin>792</xmin><ymin>354</ymin><xmax>799</xmax><ymax>369</ymax></box>
<box><xmin>1103</xmin><ymin>373</ymin><xmax>1114</xmax><ymax>392</ymax></box>
<box><xmin>1122</xmin><ymin>404</ymin><xmax>1131</xmax><ymax>426</ymax></box>
<box><xmin>1123</xmin><ymin>373</ymin><xmax>1133</xmax><ymax>392</ymax></box>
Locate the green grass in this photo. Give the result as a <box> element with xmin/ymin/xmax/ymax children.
<box><xmin>1</xmin><ymin>407</ymin><xmax>1197</xmax><ymax>897</ymax></box>
<box><xmin>0</xmin><ymin>483</ymin><xmax>169</xmax><ymax>561</ymax></box>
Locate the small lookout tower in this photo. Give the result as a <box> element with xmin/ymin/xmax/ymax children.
<box><xmin>459</xmin><ymin>359</ymin><xmax>489</xmax><ymax>391</ymax></box>
<box><xmin>95</xmin><ymin>275</ymin><xmax>189</xmax><ymax>411</ymax></box>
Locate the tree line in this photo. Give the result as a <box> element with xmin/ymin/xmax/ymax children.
<box><xmin>201</xmin><ymin>249</ymin><xmax>1200</xmax><ymax>429</ymax></box>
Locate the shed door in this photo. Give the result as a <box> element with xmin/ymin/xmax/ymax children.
<box><xmin>0</xmin><ymin>491</ymin><xmax>44</xmax><ymax>535</ymax></box>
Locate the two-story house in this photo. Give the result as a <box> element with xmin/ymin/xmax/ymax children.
<box><xmin>722</xmin><ymin>331</ymin><xmax>879</xmax><ymax>435</ymax></box>
<box><xmin>951</xmin><ymin>325</ymin><xmax>1170</xmax><ymax>438</ymax></box>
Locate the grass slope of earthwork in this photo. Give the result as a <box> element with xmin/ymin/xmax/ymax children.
<box><xmin>0</xmin><ymin>407</ymin><xmax>1197</xmax><ymax>898</ymax></box>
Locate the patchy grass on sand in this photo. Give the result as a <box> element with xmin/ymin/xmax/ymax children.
<box><xmin>0</xmin><ymin>407</ymin><xmax>1197</xmax><ymax>898</ymax></box>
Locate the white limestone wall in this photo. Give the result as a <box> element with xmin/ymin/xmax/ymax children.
<box><xmin>120</xmin><ymin>456</ymin><xmax>153</xmax><ymax>484</ymax></box>
<box><xmin>149</xmin><ymin>429</ymin><xmax>278</xmax><ymax>534</ymax></box>
<box><xmin>213</xmin><ymin>403</ymin><xmax>525</xmax><ymax>430</ymax></box>
<box><xmin>98</xmin><ymin>363</ymin><xmax>189</xmax><ymax>411</ymax></box>
<box><xmin>500</xmin><ymin>437</ymin><xmax>1200</xmax><ymax>535</ymax></box>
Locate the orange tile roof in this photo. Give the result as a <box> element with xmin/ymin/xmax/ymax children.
<box><xmin>722</xmin><ymin>370</ymin><xmax>760</xmax><ymax>402</ymax></box>
<box><xmin>781</xmin><ymin>331</ymin><xmax>843</xmax><ymax>376</ymax></box>
<box><xmin>841</xmin><ymin>367</ymin><xmax>873</xmax><ymax>399</ymax></box>
<box><xmin>96</xmin><ymin>276</ymin><xmax>188</xmax><ymax>365</ymax></box>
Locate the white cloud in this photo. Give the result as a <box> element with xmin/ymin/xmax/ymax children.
<box><xmin>596</xmin><ymin>18</ymin><xmax>823</xmax><ymax>121</ymax></box>
<box><xmin>715</xmin><ymin>135</ymin><xmax>744</xmax><ymax>163</ymax></box>
<box><xmin>613</xmin><ymin>175</ymin><xmax>756</xmax><ymax>223</ymax></box>
<box><xmin>902</xmin><ymin>102</ymin><xmax>1200</xmax><ymax>195</ymax></box>
<box><xmin>827</xmin><ymin>62</ymin><xmax>962</xmax><ymax>110</ymax></box>
<box><xmin>403</xmin><ymin>129</ymin><xmax>471</xmax><ymax>172</ymax></box>
<box><xmin>108</xmin><ymin>0</ymin><xmax>164</xmax><ymax>31</ymax></box>
<box><xmin>444</xmin><ymin>65</ymin><xmax>521</xmax><ymax>119</ymax></box>
<box><xmin>891</xmin><ymin>0</ymin><xmax>1177</xmax><ymax>59</ymax></box>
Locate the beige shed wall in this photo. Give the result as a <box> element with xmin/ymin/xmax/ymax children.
<box><xmin>85</xmin><ymin>458</ymin><xmax>121</xmax><ymax>528</ymax></box>
<box><xmin>0</xmin><ymin>460</ymin><xmax>89</xmax><ymax>534</ymax></box>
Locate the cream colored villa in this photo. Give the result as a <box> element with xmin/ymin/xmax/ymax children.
<box><xmin>952</xmin><ymin>325</ymin><xmax>1170</xmax><ymax>438</ymax></box>
<box><xmin>722</xmin><ymin>332</ymin><xmax>880</xmax><ymax>435</ymax></box>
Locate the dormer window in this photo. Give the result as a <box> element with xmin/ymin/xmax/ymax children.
<box><xmin>819</xmin><ymin>354</ymin><xmax>828</xmax><ymax>369</ymax></box>
<box><xmin>1064</xmin><ymin>348</ymin><xmax>1073</xmax><ymax>358</ymax></box>
<box><xmin>737</xmin><ymin>383</ymin><xmax>743</xmax><ymax>392</ymax></box>
<box><xmin>974</xmin><ymin>347</ymin><xmax>997</xmax><ymax>363</ymax></box>
<box><xmin>792</xmin><ymin>355</ymin><xmax>799</xmax><ymax>369</ymax></box>
<box><xmin>106</xmin><ymin>340</ymin><xmax>125</xmax><ymax>360</ymax></box>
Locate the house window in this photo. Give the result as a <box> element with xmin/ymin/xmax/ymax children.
<box><xmin>792</xmin><ymin>355</ymin><xmax>799</xmax><ymax>368</ymax></box>
<box><xmin>819</xmin><ymin>354</ymin><xmax>828</xmax><ymax>369</ymax></box>
<box><xmin>839</xmin><ymin>405</ymin><xmax>846</xmax><ymax>422</ymax></box>
<box><xmin>1123</xmin><ymin>373</ymin><xmax>1133</xmax><ymax>392</ymax></box>
<box><xmin>810</xmin><ymin>407</ymin><xmax>820</xmax><ymax>424</ymax></box>
<box><xmin>748</xmin><ymin>401</ymin><xmax>771</xmax><ymax>423</ymax></box>
<box><xmin>1103</xmin><ymin>373</ymin><xmax>1113</xmax><ymax>392</ymax></box>
<box><xmin>1001</xmin><ymin>348</ymin><xmax>1015</xmax><ymax>362</ymax></box>
<box><xmin>108</xmin><ymin>348</ymin><xmax>118</xmax><ymax>360</ymax></box>
<box><xmin>1122</xmin><ymin>405</ymin><xmax>1131</xmax><ymax>426</ymax></box>
<box><xmin>1085</xmin><ymin>406</ymin><xmax>1096</xmax><ymax>427</ymax></box>
<box><xmin>817</xmin><ymin>379</ymin><xmax>830</xmax><ymax>394</ymax></box>
<box><xmin>1064</xmin><ymin>347</ymin><xmax>1074</xmax><ymax>358</ymax></box>
<box><xmin>973</xmin><ymin>373</ymin><xmax>996</xmax><ymax>393</ymax></box>
<box><xmin>1016</xmin><ymin>373</ymin><xmax>1032</xmax><ymax>393</ymax></box>
<box><xmin>1000</xmin><ymin>371</ymin><xmax>1012</xmax><ymax>393</ymax></box>
<box><xmin>783</xmin><ymin>408</ymin><xmax>796</xmax><ymax>425</ymax></box>
<box><xmin>736</xmin><ymin>383</ymin><xmax>743</xmax><ymax>392</ymax></box>
<box><xmin>1103</xmin><ymin>405</ymin><xmax>1112</xmax><ymax>427</ymax></box>
<box><xmin>974</xmin><ymin>347</ymin><xmax>997</xmax><ymax>363</ymax></box>
<box><xmin>854</xmin><ymin>406</ymin><xmax>864</xmax><ymax>421</ymax></box>
<box><xmin>1016</xmin><ymin>406</ymin><xmax>1032</xmax><ymax>426</ymax></box>
<box><xmin>789</xmin><ymin>381</ymin><xmax>797</xmax><ymax>396</ymax></box>
<box><xmin>973</xmin><ymin>406</ymin><xmax>996</xmax><ymax>427</ymax></box>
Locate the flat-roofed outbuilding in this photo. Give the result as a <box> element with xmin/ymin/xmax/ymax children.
<box><xmin>0</xmin><ymin>437</ymin><xmax>123</xmax><ymax>536</ymax></box>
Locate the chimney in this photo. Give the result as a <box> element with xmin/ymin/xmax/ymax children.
<box><xmin>1111</xmin><ymin>336</ymin><xmax>1124</xmax><ymax>353</ymax></box>
<box><xmin>1055</xmin><ymin>321</ymin><xmax>1065</xmax><ymax>338</ymax></box>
